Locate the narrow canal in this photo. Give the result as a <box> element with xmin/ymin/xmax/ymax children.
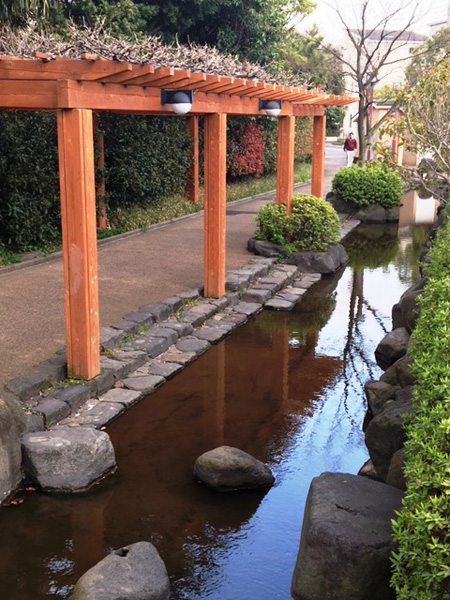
<box><xmin>0</xmin><ymin>217</ymin><xmax>432</xmax><ymax>599</ymax></box>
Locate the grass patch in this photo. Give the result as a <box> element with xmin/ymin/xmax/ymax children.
<box><xmin>0</xmin><ymin>244</ymin><xmax>21</xmax><ymax>266</ymax></box>
<box><xmin>226</xmin><ymin>161</ymin><xmax>311</xmax><ymax>203</ymax></box>
<box><xmin>107</xmin><ymin>162</ymin><xmax>311</xmax><ymax>233</ymax></box>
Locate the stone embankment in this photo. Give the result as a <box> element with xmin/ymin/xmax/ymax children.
<box><xmin>291</xmin><ymin>212</ymin><xmax>444</xmax><ymax>600</ymax></box>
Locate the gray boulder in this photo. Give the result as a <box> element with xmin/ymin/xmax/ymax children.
<box><xmin>398</xmin><ymin>279</ymin><xmax>427</xmax><ymax>334</ymax></box>
<box><xmin>72</xmin><ymin>542</ymin><xmax>169</xmax><ymax>600</ymax></box>
<box><xmin>247</xmin><ymin>238</ymin><xmax>288</xmax><ymax>258</ymax></box>
<box><xmin>365</xmin><ymin>398</ymin><xmax>412</xmax><ymax>481</ymax></box>
<box><xmin>286</xmin><ymin>243</ymin><xmax>348</xmax><ymax>275</ymax></box>
<box><xmin>380</xmin><ymin>354</ymin><xmax>415</xmax><ymax>387</ymax></box>
<box><xmin>194</xmin><ymin>446</ymin><xmax>274</xmax><ymax>491</ymax></box>
<box><xmin>0</xmin><ymin>393</ymin><xmax>25</xmax><ymax>504</ymax></box>
<box><xmin>385</xmin><ymin>206</ymin><xmax>400</xmax><ymax>222</ymax></box>
<box><xmin>326</xmin><ymin>192</ymin><xmax>356</xmax><ymax>215</ymax></box>
<box><xmin>375</xmin><ymin>327</ymin><xmax>410</xmax><ymax>370</ymax></box>
<box><xmin>364</xmin><ymin>381</ymin><xmax>400</xmax><ymax>416</ymax></box>
<box><xmin>386</xmin><ymin>448</ymin><xmax>407</xmax><ymax>491</ymax></box>
<box><xmin>391</xmin><ymin>302</ymin><xmax>404</xmax><ymax>330</ymax></box>
<box><xmin>357</xmin><ymin>458</ymin><xmax>380</xmax><ymax>481</ymax></box>
<box><xmin>21</xmin><ymin>427</ymin><xmax>116</xmax><ymax>492</ymax></box>
<box><xmin>354</xmin><ymin>204</ymin><xmax>388</xmax><ymax>223</ymax></box>
<box><xmin>291</xmin><ymin>472</ymin><xmax>403</xmax><ymax>600</ymax></box>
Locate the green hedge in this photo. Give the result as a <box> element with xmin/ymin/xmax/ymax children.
<box><xmin>255</xmin><ymin>194</ymin><xmax>340</xmax><ymax>252</ymax></box>
<box><xmin>0</xmin><ymin>111</ymin><xmax>313</xmax><ymax>253</ymax></box>
<box><xmin>0</xmin><ymin>111</ymin><xmax>61</xmax><ymax>251</ymax></box>
<box><xmin>391</xmin><ymin>208</ymin><xmax>450</xmax><ymax>600</ymax></box>
<box><xmin>332</xmin><ymin>162</ymin><xmax>402</xmax><ymax>208</ymax></box>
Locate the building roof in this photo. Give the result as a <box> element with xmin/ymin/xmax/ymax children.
<box><xmin>351</xmin><ymin>29</ymin><xmax>427</xmax><ymax>43</ymax></box>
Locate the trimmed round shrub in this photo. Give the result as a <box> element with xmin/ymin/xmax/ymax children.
<box><xmin>255</xmin><ymin>194</ymin><xmax>340</xmax><ymax>252</ymax></box>
<box><xmin>332</xmin><ymin>162</ymin><xmax>402</xmax><ymax>208</ymax></box>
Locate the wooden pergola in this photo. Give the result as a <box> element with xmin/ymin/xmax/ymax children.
<box><xmin>0</xmin><ymin>52</ymin><xmax>355</xmax><ymax>380</ymax></box>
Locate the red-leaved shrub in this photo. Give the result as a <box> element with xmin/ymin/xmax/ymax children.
<box><xmin>227</xmin><ymin>118</ymin><xmax>266</xmax><ymax>178</ymax></box>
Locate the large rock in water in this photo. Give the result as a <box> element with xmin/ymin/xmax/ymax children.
<box><xmin>72</xmin><ymin>542</ymin><xmax>170</xmax><ymax>600</ymax></box>
<box><xmin>386</xmin><ymin>447</ymin><xmax>407</xmax><ymax>491</ymax></box>
<box><xmin>0</xmin><ymin>393</ymin><xmax>25</xmax><ymax>503</ymax></box>
<box><xmin>365</xmin><ymin>397</ymin><xmax>412</xmax><ymax>481</ymax></box>
<box><xmin>374</xmin><ymin>327</ymin><xmax>410</xmax><ymax>371</ymax></box>
<box><xmin>286</xmin><ymin>243</ymin><xmax>348</xmax><ymax>275</ymax></box>
<box><xmin>380</xmin><ymin>354</ymin><xmax>415</xmax><ymax>387</ymax></box>
<box><xmin>194</xmin><ymin>446</ymin><xmax>275</xmax><ymax>491</ymax></box>
<box><xmin>21</xmin><ymin>427</ymin><xmax>116</xmax><ymax>492</ymax></box>
<box><xmin>397</xmin><ymin>278</ymin><xmax>427</xmax><ymax>333</ymax></box>
<box><xmin>291</xmin><ymin>472</ymin><xmax>403</xmax><ymax>600</ymax></box>
<box><xmin>364</xmin><ymin>381</ymin><xmax>400</xmax><ymax>416</ymax></box>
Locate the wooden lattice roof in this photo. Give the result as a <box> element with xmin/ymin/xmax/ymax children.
<box><xmin>0</xmin><ymin>23</ymin><xmax>356</xmax><ymax>115</ymax></box>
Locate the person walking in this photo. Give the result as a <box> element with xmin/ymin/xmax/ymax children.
<box><xmin>343</xmin><ymin>133</ymin><xmax>357</xmax><ymax>167</ymax></box>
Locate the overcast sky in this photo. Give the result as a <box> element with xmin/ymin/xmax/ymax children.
<box><xmin>293</xmin><ymin>0</ymin><xmax>448</xmax><ymax>43</ymax></box>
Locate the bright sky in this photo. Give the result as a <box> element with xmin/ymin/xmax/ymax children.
<box><xmin>293</xmin><ymin>0</ymin><xmax>448</xmax><ymax>44</ymax></box>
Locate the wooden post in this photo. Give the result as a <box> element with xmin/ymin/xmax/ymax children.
<box><xmin>203</xmin><ymin>113</ymin><xmax>227</xmax><ymax>298</ymax></box>
<box><xmin>276</xmin><ymin>115</ymin><xmax>295</xmax><ymax>214</ymax></box>
<box><xmin>186</xmin><ymin>115</ymin><xmax>199</xmax><ymax>204</ymax></box>
<box><xmin>57</xmin><ymin>108</ymin><xmax>100</xmax><ymax>379</ymax></box>
<box><xmin>311</xmin><ymin>114</ymin><xmax>326</xmax><ymax>198</ymax></box>
<box><xmin>93</xmin><ymin>112</ymin><xmax>107</xmax><ymax>229</ymax></box>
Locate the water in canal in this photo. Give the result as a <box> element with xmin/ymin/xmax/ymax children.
<box><xmin>0</xmin><ymin>216</ymin><xmax>433</xmax><ymax>599</ymax></box>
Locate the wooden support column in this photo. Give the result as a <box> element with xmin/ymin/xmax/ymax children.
<box><xmin>276</xmin><ymin>115</ymin><xmax>295</xmax><ymax>213</ymax></box>
<box><xmin>93</xmin><ymin>112</ymin><xmax>107</xmax><ymax>228</ymax></box>
<box><xmin>311</xmin><ymin>114</ymin><xmax>326</xmax><ymax>198</ymax></box>
<box><xmin>57</xmin><ymin>108</ymin><xmax>100</xmax><ymax>379</ymax></box>
<box><xmin>186</xmin><ymin>115</ymin><xmax>199</xmax><ymax>204</ymax></box>
<box><xmin>203</xmin><ymin>113</ymin><xmax>227</xmax><ymax>298</ymax></box>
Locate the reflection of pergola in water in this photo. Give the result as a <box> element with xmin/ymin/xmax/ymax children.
<box><xmin>272</xmin><ymin>329</ymin><xmax>343</xmax><ymax>411</ymax></box>
<box><xmin>0</xmin><ymin>41</ymin><xmax>355</xmax><ymax>379</ymax></box>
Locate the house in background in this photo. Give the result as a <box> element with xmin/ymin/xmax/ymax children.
<box><xmin>342</xmin><ymin>29</ymin><xmax>427</xmax><ymax>141</ymax></box>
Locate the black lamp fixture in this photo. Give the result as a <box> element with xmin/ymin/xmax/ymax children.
<box><xmin>161</xmin><ymin>90</ymin><xmax>193</xmax><ymax>115</ymax></box>
<box><xmin>258</xmin><ymin>99</ymin><xmax>282</xmax><ymax>117</ymax></box>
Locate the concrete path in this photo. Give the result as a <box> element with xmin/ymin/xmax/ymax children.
<box><xmin>0</xmin><ymin>143</ymin><xmax>346</xmax><ymax>387</ymax></box>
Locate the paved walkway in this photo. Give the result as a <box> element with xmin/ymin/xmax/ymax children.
<box><xmin>0</xmin><ymin>143</ymin><xmax>346</xmax><ymax>387</ymax></box>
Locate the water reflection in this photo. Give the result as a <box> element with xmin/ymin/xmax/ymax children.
<box><xmin>399</xmin><ymin>189</ymin><xmax>439</xmax><ymax>227</ymax></box>
<box><xmin>0</xmin><ymin>222</ymin><xmax>430</xmax><ymax>600</ymax></box>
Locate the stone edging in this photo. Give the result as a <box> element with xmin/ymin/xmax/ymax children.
<box><xmin>5</xmin><ymin>258</ymin><xmax>324</xmax><ymax>434</ymax></box>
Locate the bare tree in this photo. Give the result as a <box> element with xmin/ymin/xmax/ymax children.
<box><xmin>377</xmin><ymin>57</ymin><xmax>450</xmax><ymax>203</ymax></box>
<box><xmin>317</xmin><ymin>0</ymin><xmax>420</xmax><ymax>164</ymax></box>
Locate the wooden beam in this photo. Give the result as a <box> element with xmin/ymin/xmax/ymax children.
<box><xmin>163</xmin><ymin>72</ymin><xmax>207</xmax><ymax>89</ymax></box>
<box><xmin>0</xmin><ymin>80</ymin><xmax>59</xmax><ymax>109</ymax></box>
<box><xmin>293</xmin><ymin>104</ymin><xmax>325</xmax><ymax>117</ymax></box>
<box><xmin>311</xmin><ymin>114</ymin><xmax>326</xmax><ymax>198</ymax></box>
<box><xmin>57</xmin><ymin>108</ymin><xmax>100</xmax><ymax>379</ymax></box>
<box><xmin>186</xmin><ymin>115</ymin><xmax>199</xmax><ymax>204</ymax></box>
<box><xmin>0</xmin><ymin>77</ymin><xmax>349</xmax><ymax>116</ymax></box>
<box><xmin>276</xmin><ymin>116</ymin><xmax>295</xmax><ymax>213</ymax></box>
<box><xmin>93</xmin><ymin>112</ymin><xmax>107</xmax><ymax>228</ymax></box>
<box><xmin>0</xmin><ymin>57</ymin><xmax>134</xmax><ymax>81</ymax></box>
<box><xmin>95</xmin><ymin>65</ymin><xmax>153</xmax><ymax>85</ymax></box>
<box><xmin>55</xmin><ymin>80</ymin><xmax>297</xmax><ymax>116</ymax></box>
<box><xmin>203</xmin><ymin>113</ymin><xmax>227</xmax><ymax>298</ymax></box>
